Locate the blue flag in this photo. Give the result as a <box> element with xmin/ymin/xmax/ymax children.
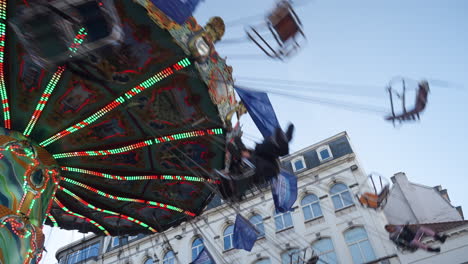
<box><xmin>190</xmin><ymin>247</ymin><xmax>215</xmax><ymax>264</ymax></box>
<box><xmin>235</xmin><ymin>86</ymin><xmax>280</xmax><ymax>139</ymax></box>
<box><xmin>271</xmin><ymin>169</ymin><xmax>298</xmax><ymax>213</ymax></box>
<box><xmin>149</xmin><ymin>0</ymin><xmax>203</xmax><ymax>25</ymax></box>
<box><xmin>233</xmin><ymin>214</ymin><xmax>258</xmax><ymax>251</ymax></box>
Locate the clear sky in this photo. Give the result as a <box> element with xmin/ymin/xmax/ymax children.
<box><xmin>42</xmin><ymin>1</ymin><xmax>468</xmax><ymax>263</ymax></box>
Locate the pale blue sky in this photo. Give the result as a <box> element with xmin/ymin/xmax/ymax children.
<box><xmin>43</xmin><ymin>1</ymin><xmax>468</xmax><ymax>263</ymax></box>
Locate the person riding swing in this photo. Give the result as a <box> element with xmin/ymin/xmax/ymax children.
<box><xmin>385</xmin><ymin>224</ymin><xmax>447</xmax><ymax>253</ymax></box>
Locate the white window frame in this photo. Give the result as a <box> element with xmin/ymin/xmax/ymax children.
<box><xmin>163</xmin><ymin>250</ymin><xmax>176</xmax><ymax>264</ymax></box>
<box><xmin>312</xmin><ymin>238</ymin><xmax>337</xmax><ymax>264</ymax></box>
<box><xmin>223</xmin><ymin>225</ymin><xmax>234</xmax><ymax>250</ymax></box>
<box><xmin>301</xmin><ymin>194</ymin><xmax>323</xmax><ymax>221</ymax></box>
<box><xmin>330</xmin><ymin>183</ymin><xmax>354</xmax><ymax>210</ymax></box>
<box><xmin>274</xmin><ymin>211</ymin><xmax>294</xmax><ymax>231</ymax></box>
<box><xmin>291</xmin><ymin>156</ymin><xmax>306</xmax><ymax>172</ymax></box>
<box><xmin>249</xmin><ymin>214</ymin><xmax>265</xmax><ymax>238</ymax></box>
<box><xmin>317</xmin><ymin>145</ymin><xmax>333</xmax><ymax>162</ymax></box>
<box><xmin>191</xmin><ymin>237</ymin><xmax>204</xmax><ymax>261</ymax></box>
<box><xmin>345</xmin><ymin>228</ymin><xmax>376</xmax><ymax>263</ymax></box>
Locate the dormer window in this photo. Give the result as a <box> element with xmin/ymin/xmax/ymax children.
<box><xmin>291</xmin><ymin>156</ymin><xmax>306</xmax><ymax>172</ymax></box>
<box><xmin>112</xmin><ymin>237</ymin><xmax>119</xmax><ymax>247</ymax></box>
<box><xmin>317</xmin><ymin>145</ymin><xmax>333</xmax><ymax>162</ymax></box>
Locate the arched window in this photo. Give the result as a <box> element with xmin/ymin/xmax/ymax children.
<box><xmin>312</xmin><ymin>238</ymin><xmax>338</xmax><ymax>264</ymax></box>
<box><xmin>191</xmin><ymin>238</ymin><xmax>204</xmax><ymax>261</ymax></box>
<box><xmin>281</xmin><ymin>249</ymin><xmax>300</xmax><ymax>264</ymax></box>
<box><xmin>301</xmin><ymin>194</ymin><xmax>323</xmax><ymax>221</ymax></box>
<box><xmin>344</xmin><ymin>228</ymin><xmax>376</xmax><ymax>264</ymax></box>
<box><xmin>330</xmin><ymin>183</ymin><xmax>353</xmax><ymax>210</ymax></box>
<box><xmin>223</xmin><ymin>225</ymin><xmax>234</xmax><ymax>250</ymax></box>
<box><xmin>144</xmin><ymin>259</ymin><xmax>153</xmax><ymax>264</ymax></box>
<box><xmin>254</xmin><ymin>259</ymin><xmax>271</xmax><ymax>264</ymax></box>
<box><xmin>163</xmin><ymin>251</ymin><xmax>175</xmax><ymax>264</ymax></box>
<box><xmin>274</xmin><ymin>210</ymin><xmax>293</xmax><ymax>231</ymax></box>
<box><xmin>249</xmin><ymin>215</ymin><xmax>265</xmax><ymax>237</ymax></box>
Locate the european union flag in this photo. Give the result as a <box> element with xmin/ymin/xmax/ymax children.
<box><xmin>233</xmin><ymin>214</ymin><xmax>258</xmax><ymax>251</ymax></box>
<box><xmin>235</xmin><ymin>86</ymin><xmax>280</xmax><ymax>139</ymax></box>
<box><xmin>149</xmin><ymin>0</ymin><xmax>203</xmax><ymax>25</ymax></box>
<box><xmin>272</xmin><ymin>169</ymin><xmax>298</xmax><ymax>213</ymax></box>
<box><xmin>190</xmin><ymin>247</ymin><xmax>215</xmax><ymax>264</ymax></box>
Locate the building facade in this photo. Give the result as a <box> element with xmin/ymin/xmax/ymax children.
<box><xmin>56</xmin><ymin>132</ymin><xmax>400</xmax><ymax>264</ymax></box>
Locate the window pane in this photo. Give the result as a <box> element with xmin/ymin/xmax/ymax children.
<box><xmin>344</xmin><ymin>228</ymin><xmax>367</xmax><ymax>243</ymax></box>
<box><xmin>332</xmin><ymin>195</ymin><xmax>343</xmax><ymax>209</ymax></box>
<box><xmin>281</xmin><ymin>249</ymin><xmax>300</xmax><ymax>264</ymax></box>
<box><xmin>284</xmin><ymin>212</ymin><xmax>293</xmax><ymax>228</ymax></box>
<box><xmin>313</xmin><ymin>239</ymin><xmax>337</xmax><ymax>264</ymax></box>
<box><xmin>250</xmin><ymin>215</ymin><xmax>261</xmax><ymax>225</ymax></box>
<box><xmin>349</xmin><ymin>244</ymin><xmax>363</xmax><ymax>264</ymax></box>
<box><xmin>321</xmin><ymin>252</ymin><xmax>338</xmax><ymax>264</ymax></box>
<box><xmin>312</xmin><ymin>203</ymin><xmax>322</xmax><ymax>217</ymax></box>
<box><xmin>312</xmin><ymin>239</ymin><xmax>333</xmax><ymax>254</ymax></box>
<box><xmin>303</xmin><ymin>206</ymin><xmax>312</xmax><ymax>220</ymax></box>
<box><xmin>257</xmin><ymin>222</ymin><xmax>265</xmax><ymax>237</ymax></box>
<box><xmin>301</xmin><ymin>194</ymin><xmax>318</xmax><ymax>205</ymax></box>
<box><xmin>294</xmin><ymin>160</ymin><xmax>304</xmax><ymax>170</ymax></box>
<box><xmin>342</xmin><ymin>191</ymin><xmax>354</xmax><ymax>206</ymax></box>
<box><xmin>224</xmin><ymin>236</ymin><xmax>231</xmax><ymax>250</ymax></box>
<box><xmin>275</xmin><ymin>215</ymin><xmax>284</xmax><ymax>230</ymax></box>
<box><xmin>359</xmin><ymin>241</ymin><xmax>376</xmax><ymax>262</ymax></box>
<box><xmin>320</xmin><ymin>149</ymin><xmax>330</xmax><ymax>160</ymax></box>
<box><xmin>193</xmin><ymin>238</ymin><xmax>203</xmax><ymax>247</ymax></box>
<box><xmin>224</xmin><ymin>225</ymin><xmax>234</xmax><ymax>235</ymax></box>
<box><xmin>112</xmin><ymin>237</ymin><xmax>119</xmax><ymax>247</ymax></box>
<box><xmin>330</xmin><ymin>184</ymin><xmax>346</xmax><ymax>194</ymax></box>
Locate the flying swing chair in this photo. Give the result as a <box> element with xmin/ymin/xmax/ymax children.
<box><xmin>357</xmin><ymin>173</ymin><xmax>390</xmax><ymax>210</ymax></box>
<box><xmin>385</xmin><ymin>78</ymin><xmax>430</xmax><ymax>125</ymax></box>
<box><xmin>246</xmin><ymin>0</ymin><xmax>306</xmax><ymax>60</ymax></box>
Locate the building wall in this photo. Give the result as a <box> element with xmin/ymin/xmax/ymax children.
<box><xmin>56</xmin><ymin>133</ymin><xmax>400</xmax><ymax>264</ymax></box>
<box><xmin>384</xmin><ymin>173</ymin><xmax>463</xmax><ymax>224</ymax></box>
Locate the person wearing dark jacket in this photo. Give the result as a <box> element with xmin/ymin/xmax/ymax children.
<box><xmin>385</xmin><ymin>224</ymin><xmax>447</xmax><ymax>252</ymax></box>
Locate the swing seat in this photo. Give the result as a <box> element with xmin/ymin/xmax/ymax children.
<box><xmin>246</xmin><ymin>0</ymin><xmax>306</xmax><ymax>60</ymax></box>
<box><xmin>386</xmin><ymin>81</ymin><xmax>430</xmax><ymax>123</ymax></box>
<box><xmin>358</xmin><ymin>185</ymin><xmax>390</xmax><ymax>209</ymax></box>
<box><xmin>9</xmin><ymin>0</ymin><xmax>123</xmax><ymax>69</ymax></box>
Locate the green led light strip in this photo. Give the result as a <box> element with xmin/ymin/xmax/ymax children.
<box><xmin>46</xmin><ymin>213</ymin><xmax>58</xmax><ymax>227</ymax></box>
<box><xmin>63</xmin><ymin>178</ymin><xmax>195</xmax><ymax>217</ymax></box>
<box><xmin>24</xmin><ymin>66</ymin><xmax>66</xmax><ymax>136</ymax></box>
<box><xmin>61</xmin><ymin>166</ymin><xmax>220</xmax><ymax>184</ymax></box>
<box><xmin>59</xmin><ymin>186</ymin><xmax>156</xmax><ymax>232</ymax></box>
<box><xmin>53</xmin><ymin>128</ymin><xmax>223</xmax><ymax>159</ymax></box>
<box><xmin>53</xmin><ymin>197</ymin><xmax>110</xmax><ymax>235</ymax></box>
<box><xmin>40</xmin><ymin>58</ymin><xmax>191</xmax><ymax>147</ymax></box>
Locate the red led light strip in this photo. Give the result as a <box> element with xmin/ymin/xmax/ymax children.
<box><xmin>40</xmin><ymin>58</ymin><xmax>191</xmax><ymax>147</ymax></box>
<box><xmin>58</xmin><ymin>186</ymin><xmax>157</xmax><ymax>232</ymax></box>
<box><xmin>53</xmin><ymin>197</ymin><xmax>110</xmax><ymax>235</ymax></box>
<box><xmin>53</xmin><ymin>128</ymin><xmax>223</xmax><ymax>159</ymax></box>
<box><xmin>61</xmin><ymin>166</ymin><xmax>220</xmax><ymax>184</ymax></box>
<box><xmin>63</xmin><ymin>178</ymin><xmax>195</xmax><ymax>217</ymax></box>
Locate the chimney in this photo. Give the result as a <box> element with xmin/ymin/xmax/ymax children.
<box><xmin>391</xmin><ymin>172</ymin><xmax>408</xmax><ymax>184</ymax></box>
<box><xmin>456</xmin><ymin>206</ymin><xmax>464</xmax><ymax>220</ymax></box>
